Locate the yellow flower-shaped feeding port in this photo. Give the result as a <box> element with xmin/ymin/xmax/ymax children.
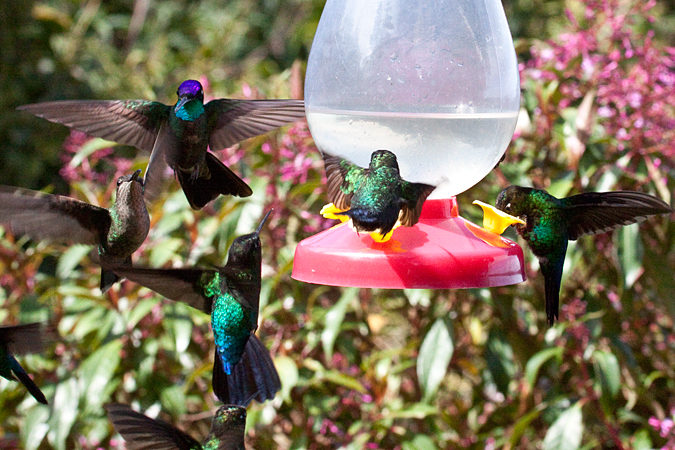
<box><xmin>320</xmin><ymin>203</ymin><xmax>400</xmax><ymax>243</ymax></box>
<box><xmin>472</xmin><ymin>200</ymin><xmax>525</xmax><ymax>234</ymax></box>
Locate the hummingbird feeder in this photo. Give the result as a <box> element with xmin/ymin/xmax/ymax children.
<box><xmin>292</xmin><ymin>0</ymin><xmax>526</xmax><ymax>288</ymax></box>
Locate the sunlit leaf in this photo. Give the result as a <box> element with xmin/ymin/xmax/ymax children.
<box><xmin>616</xmin><ymin>223</ymin><xmax>643</xmax><ymax>288</ymax></box>
<box><xmin>402</xmin><ymin>434</ymin><xmax>438</xmax><ymax>450</ymax></box>
<box><xmin>78</xmin><ymin>339</ymin><xmax>122</xmax><ymax>411</ymax></box>
<box><xmin>417</xmin><ymin>317</ymin><xmax>454</xmax><ymax>402</ymax></box>
<box><xmin>56</xmin><ymin>244</ymin><xmax>92</xmax><ymax>279</ymax></box>
<box><xmin>593</xmin><ymin>350</ymin><xmax>620</xmax><ymax>399</ymax></box>
<box><xmin>321</xmin><ymin>287</ymin><xmax>358</xmax><ymax>359</ymax></box>
<box><xmin>543</xmin><ymin>403</ymin><xmax>583</xmax><ymax>450</ymax></box>
<box><xmin>21</xmin><ymin>405</ymin><xmax>50</xmax><ymax>450</ymax></box>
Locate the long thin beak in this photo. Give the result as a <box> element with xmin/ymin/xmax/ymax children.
<box><xmin>255</xmin><ymin>210</ymin><xmax>273</xmax><ymax>235</ymax></box>
<box><xmin>473</xmin><ymin>200</ymin><xmax>525</xmax><ymax>235</ymax></box>
<box><xmin>174</xmin><ymin>96</ymin><xmax>190</xmax><ymax>112</ymax></box>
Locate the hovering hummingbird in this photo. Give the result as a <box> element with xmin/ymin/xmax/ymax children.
<box><xmin>322</xmin><ymin>149</ymin><xmax>436</xmax><ymax>241</ymax></box>
<box><xmin>18</xmin><ymin>79</ymin><xmax>306</xmax><ymax>209</ymax></box>
<box><xmin>111</xmin><ymin>211</ymin><xmax>279</xmax><ymax>406</ymax></box>
<box><xmin>495</xmin><ymin>185</ymin><xmax>673</xmax><ymax>325</ymax></box>
<box><xmin>0</xmin><ymin>322</ymin><xmax>56</xmax><ymax>404</ymax></box>
<box><xmin>105</xmin><ymin>403</ymin><xmax>246</xmax><ymax>450</ymax></box>
<box><xmin>0</xmin><ymin>169</ymin><xmax>149</xmax><ymax>292</ymax></box>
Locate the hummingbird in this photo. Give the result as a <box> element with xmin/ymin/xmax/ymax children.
<box><xmin>323</xmin><ymin>149</ymin><xmax>436</xmax><ymax>239</ymax></box>
<box><xmin>0</xmin><ymin>169</ymin><xmax>149</xmax><ymax>292</ymax></box>
<box><xmin>0</xmin><ymin>322</ymin><xmax>57</xmax><ymax>404</ymax></box>
<box><xmin>18</xmin><ymin>80</ymin><xmax>305</xmax><ymax>209</ymax></box>
<box><xmin>105</xmin><ymin>403</ymin><xmax>246</xmax><ymax>450</ymax></box>
<box><xmin>495</xmin><ymin>185</ymin><xmax>673</xmax><ymax>325</ymax></box>
<box><xmin>111</xmin><ymin>211</ymin><xmax>280</xmax><ymax>406</ymax></box>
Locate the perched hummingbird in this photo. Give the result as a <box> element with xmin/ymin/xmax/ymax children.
<box><xmin>0</xmin><ymin>322</ymin><xmax>56</xmax><ymax>404</ymax></box>
<box><xmin>105</xmin><ymin>403</ymin><xmax>246</xmax><ymax>450</ymax></box>
<box><xmin>18</xmin><ymin>80</ymin><xmax>305</xmax><ymax>209</ymax></box>
<box><xmin>495</xmin><ymin>185</ymin><xmax>673</xmax><ymax>325</ymax></box>
<box><xmin>111</xmin><ymin>211</ymin><xmax>280</xmax><ymax>406</ymax></box>
<box><xmin>323</xmin><ymin>149</ymin><xmax>436</xmax><ymax>238</ymax></box>
<box><xmin>0</xmin><ymin>169</ymin><xmax>149</xmax><ymax>292</ymax></box>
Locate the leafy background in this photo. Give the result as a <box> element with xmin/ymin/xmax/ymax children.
<box><xmin>1</xmin><ymin>0</ymin><xmax>675</xmax><ymax>449</ymax></box>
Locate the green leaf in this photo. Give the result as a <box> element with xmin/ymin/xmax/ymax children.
<box><xmin>275</xmin><ymin>355</ymin><xmax>299</xmax><ymax>401</ymax></box>
<box><xmin>69</xmin><ymin>138</ymin><xmax>117</xmax><ymax>167</ymax></box>
<box><xmin>21</xmin><ymin>405</ymin><xmax>50</xmax><ymax>450</ymax></box>
<box><xmin>402</xmin><ymin>435</ymin><xmax>438</xmax><ymax>450</ymax></box>
<box><xmin>161</xmin><ymin>384</ymin><xmax>186</xmax><ymax>417</ymax></box>
<box><xmin>486</xmin><ymin>329</ymin><xmax>516</xmax><ymax>394</ymax></box>
<box><xmin>417</xmin><ymin>317</ymin><xmax>454</xmax><ymax>402</ymax></box>
<box><xmin>616</xmin><ymin>223</ymin><xmax>643</xmax><ymax>288</ymax></box>
<box><xmin>48</xmin><ymin>377</ymin><xmax>79</xmax><ymax>450</ymax></box>
<box><xmin>320</xmin><ymin>370</ymin><xmax>366</xmax><ymax>393</ymax></box>
<box><xmin>632</xmin><ymin>428</ymin><xmax>653</xmax><ymax>450</ymax></box>
<box><xmin>56</xmin><ymin>244</ymin><xmax>92</xmax><ymax>279</ymax></box>
<box><xmin>510</xmin><ymin>407</ymin><xmax>544</xmax><ymax>446</ymax></box>
<box><xmin>78</xmin><ymin>339</ymin><xmax>122</xmax><ymax>410</ymax></box>
<box><xmin>543</xmin><ymin>403</ymin><xmax>583</xmax><ymax>450</ymax></box>
<box><xmin>321</xmin><ymin>287</ymin><xmax>358</xmax><ymax>359</ymax></box>
<box><xmin>126</xmin><ymin>298</ymin><xmax>161</xmax><ymax>329</ymax></box>
<box><xmin>525</xmin><ymin>347</ymin><xmax>563</xmax><ymax>387</ymax></box>
<box><xmin>593</xmin><ymin>350</ymin><xmax>620</xmax><ymax>399</ymax></box>
<box><xmin>387</xmin><ymin>403</ymin><xmax>438</xmax><ymax>419</ymax></box>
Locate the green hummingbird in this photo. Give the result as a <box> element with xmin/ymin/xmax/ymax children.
<box><xmin>0</xmin><ymin>322</ymin><xmax>56</xmax><ymax>404</ymax></box>
<box><xmin>111</xmin><ymin>211</ymin><xmax>279</xmax><ymax>406</ymax></box>
<box><xmin>105</xmin><ymin>403</ymin><xmax>246</xmax><ymax>450</ymax></box>
<box><xmin>495</xmin><ymin>185</ymin><xmax>673</xmax><ymax>325</ymax></box>
<box><xmin>0</xmin><ymin>169</ymin><xmax>149</xmax><ymax>292</ymax></box>
<box><xmin>18</xmin><ymin>79</ymin><xmax>305</xmax><ymax>209</ymax></box>
<box><xmin>323</xmin><ymin>149</ymin><xmax>436</xmax><ymax>239</ymax></box>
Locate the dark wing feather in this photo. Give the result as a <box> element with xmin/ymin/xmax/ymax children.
<box><xmin>0</xmin><ymin>186</ymin><xmax>110</xmax><ymax>245</ymax></box>
<box><xmin>105</xmin><ymin>403</ymin><xmax>202</xmax><ymax>450</ymax></box>
<box><xmin>323</xmin><ymin>154</ymin><xmax>368</xmax><ymax>210</ymax></box>
<box><xmin>143</xmin><ymin>121</ymin><xmax>180</xmax><ymax>204</ymax></box>
<box><xmin>205</xmin><ymin>99</ymin><xmax>305</xmax><ymax>150</ymax></box>
<box><xmin>398</xmin><ymin>182</ymin><xmax>436</xmax><ymax>227</ymax></box>
<box><xmin>0</xmin><ymin>323</ymin><xmax>57</xmax><ymax>355</ymax></box>
<box><xmin>110</xmin><ymin>267</ymin><xmax>215</xmax><ymax>314</ymax></box>
<box><xmin>18</xmin><ymin>100</ymin><xmax>169</xmax><ymax>152</ymax></box>
<box><xmin>563</xmin><ymin>191</ymin><xmax>672</xmax><ymax>240</ymax></box>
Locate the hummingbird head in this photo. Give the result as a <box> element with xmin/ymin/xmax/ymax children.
<box><xmin>175</xmin><ymin>79</ymin><xmax>204</xmax><ymax>111</ymax></box>
<box><xmin>225</xmin><ymin>210</ymin><xmax>272</xmax><ymax>268</ymax></box>
<box><xmin>495</xmin><ymin>185</ymin><xmax>533</xmax><ymax>217</ymax></box>
<box><xmin>370</xmin><ymin>149</ymin><xmax>399</xmax><ymax>170</ymax></box>
<box><xmin>213</xmin><ymin>404</ymin><xmax>247</xmax><ymax>428</ymax></box>
<box><xmin>114</xmin><ymin>169</ymin><xmax>145</xmax><ymax>204</ymax></box>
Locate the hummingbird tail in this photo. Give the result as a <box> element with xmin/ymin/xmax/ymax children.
<box><xmin>540</xmin><ymin>258</ymin><xmax>564</xmax><ymax>326</ymax></box>
<box><xmin>212</xmin><ymin>334</ymin><xmax>280</xmax><ymax>407</ymax></box>
<box><xmin>177</xmin><ymin>152</ymin><xmax>253</xmax><ymax>210</ymax></box>
<box><xmin>9</xmin><ymin>356</ymin><xmax>47</xmax><ymax>404</ymax></box>
<box><xmin>100</xmin><ymin>268</ymin><xmax>120</xmax><ymax>293</ymax></box>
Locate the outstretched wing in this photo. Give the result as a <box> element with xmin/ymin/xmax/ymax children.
<box><xmin>105</xmin><ymin>403</ymin><xmax>202</xmax><ymax>450</ymax></box>
<box><xmin>323</xmin><ymin>154</ymin><xmax>368</xmax><ymax>210</ymax></box>
<box><xmin>110</xmin><ymin>266</ymin><xmax>215</xmax><ymax>314</ymax></box>
<box><xmin>399</xmin><ymin>181</ymin><xmax>436</xmax><ymax>227</ymax></box>
<box><xmin>563</xmin><ymin>191</ymin><xmax>672</xmax><ymax>240</ymax></box>
<box><xmin>18</xmin><ymin>100</ymin><xmax>169</xmax><ymax>152</ymax></box>
<box><xmin>0</xmin><ymin>186</ymin><xmax>111</xmax><ymax>245</ymax></box>
<box><xmin>0</xmin><ymin>323</ymin><xmax>57</xmax><ymax>355</ymax></box>
<box><xmin>205</xmin><ymin>99</ymin><xmax>305</xmax><ymax>151</ymax></box>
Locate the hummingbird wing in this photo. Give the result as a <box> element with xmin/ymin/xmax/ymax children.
<box><xmin>563</xmin><ymin>191</ymin><xmax>673</xmax><ymax>240</ymax></box>
<box><xmin>18</xmin><ymin>100</ymin><xmax>170</xmax><ymax>152</ymax></box>
<box><xmin>110</xmin><ymin>266</ymin><xmax>215</xmax><ymax>314</ymax></box>
<box><xmin>205</xmin><ymin>99</ymin><xmax>305</xmax><ymax>150</ymax></box>
<box><xmin>0</xmin><ymin>323</ymin><xmax>56</xmax><ymax>356</ymax></box>
<box><xmin>105</xmin><ymin>403</ymin><xmax>202</xmax><ymax>450</ymax></box>
<box><xmin>323</xmin><ymin>154</ymin><xmax>368</xmax><ymax>210</ymax></box>
<box><xmin>399</xmin><ymin>181</ymin><xmax>436</xmax><ymax>227</ymax></box>
<box><xmin>0</xmin><ymin>186</ymin><xmax>111</xmax><ymax>245</ymax></box>
<box><xmin>143</xmin><ymin>121</ymin><xmax>180</xmax><ymax>204</ymax></box>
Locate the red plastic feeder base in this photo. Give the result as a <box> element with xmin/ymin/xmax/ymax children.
<box><xmin>291</xmin><ymin>197</ymin><xmax>526</xmax><ymax>289</ymax></box>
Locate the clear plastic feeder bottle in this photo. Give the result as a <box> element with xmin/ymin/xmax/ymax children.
<box><xmin>304</xmin><ymin>0</ymin><xmax>520</xmax><ymax>198</ymax></box>
<box><xmin>293</xmin><ymin>0</ymin><xmax>525</xmax><ymax>289</ymax></box>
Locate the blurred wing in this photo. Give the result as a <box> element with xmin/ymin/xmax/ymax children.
<box><xmin>323</xmin><ymin>153</ymin><xmax>367</xmax><ymax>210</ymax></box>
<box><xmin>143</xmin><ymin>121</ymin><xmax>178</xmax><ymax>204</ymax></box>
<box><xmin>0</xmin><ymin>323</ymin><xmax>57</xmax><ymax>355</ymax></box>
<box><xmin>205</xmin><ymin>99</ymin><xmax>305</xmax><ymax>150</ymax></box>
<box><xmin>564</xmin><ymin>191</ymin><xmax>673</xmax><ymax>240</ymax></box>
<box><xmin>111</xmin><ymin>266</ymin><xmax>215</xmax><ymax>314</ymax></box>
<box><xmin>105</xmin><ymin>403</ymin><xmax>202</xmax><ymax>450</ymax></box>
<box><xmin>399</xmin><ymin>182</ymin><xmax>436</xmax><ymax>227</ymax></box>
<box><xmin>18</xmin><ymin>100</ymin><xmax>169</xmax><ymax>152</ymax></box>
<box><xmin>221</xmin><ymin>267</ymin><xmax>260</xmax><ymax>314</ymax></box>
<box><xmin>0</xmin><ymin>186</ymin><xmax>111</xmax><ymax>245</ymax></box>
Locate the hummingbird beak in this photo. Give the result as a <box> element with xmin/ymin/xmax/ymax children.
<box><xmin>130</xmin><ymin>169</ymin><xmax>143</xmax><ymax>184</ymax></box>
<box><xmin>255</xmin><ymin>210</ymin><xmax>273</xmax><ymax>235</ymax></box>
<box><xmin>175</xmin><ymin>96</ymin><xmax>190</xmax><ymax>112</ymax></box>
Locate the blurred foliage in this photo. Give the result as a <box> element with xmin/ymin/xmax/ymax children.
<box><xmin>0</xmin><ymin>0</ymin><xmax>674</xmax><ymax>449</ymax></box>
